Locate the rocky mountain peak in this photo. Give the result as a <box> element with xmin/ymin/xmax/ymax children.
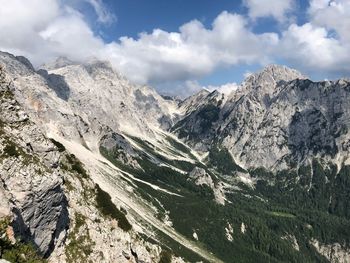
<box><xmin>243</xmin><ymin>64</ymin><xmax>306</xmax><ymax>95</ymax></box>
<box><xmin>84</xmin><ymin>59</ymin><xmax>115</xmax><ymax>72</ymax></box>
<box><xmin>178</xmin><ymin>89</ymin><xmax>211</xmax><ymax>114</ymax></box>
<box><xmin>41</xmin><ymin>57</ymin><xmax>116</xmax><ymax>76</ymax></box>
<box><xmin>250</xmin><ymin>64</ymin><xmax>306</xmax><ymax>83</ymax></box>
<box><xmin>0</xmin><ymin>52</ymin><xmax>35</xmax><ymax>77</ymax></box>
<box><xmin>41</xmin><ymin>56</ymin><xmax>76</xmax><ymax>71</ymax></box>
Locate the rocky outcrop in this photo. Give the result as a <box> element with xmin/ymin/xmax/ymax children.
<box><xmin>189</xmin><ymin>167</ymin><xmax>226</xmax><ymax>205</ymax></box>
<box><xmin>99</xmin><ymin>130</ymin><xmax>141</xmax><ymax>168</ymax></box>
<box><xmin>172</xmin><ymin>64</ymin><xmax>350</xmax><ymax>171</ymax></box>
<box><xmin>0</xmin><ymin>65</ymin><xmax>69</xmax><ymax>256</ymax></box>
<box><xmin>172</xmin><ymin>90</ymin><xmax>224</xmax><ymax>151</ymax></box>
<box><xmin>311</xmin><ymin>239</ymin><xmax>350</xmax><ymax>263</ymax></box>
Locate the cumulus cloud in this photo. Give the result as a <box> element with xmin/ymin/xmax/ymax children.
<box><xmin>164</xmin><ymin>80</ymin><xmax>239</xmax><ymax>98</ymax></box>
<box><xmin>279</xmin><ymin>23</ymin><xmax>349</xmax><ymax>74</ymax></box>
<box><xmin>308</xmin><ymin>0</ymin><xmax>332</xmax><ymax>13</ymax></box>
<box><xmin>104</xmin><ymin>12</ymin><xmax>278</xmax><ymax>84</ymax></box>
<box><xmin>0</xmin><ymin>1</ymin><xmax>278</xmax><ymax>88</ymax></box>
<box><xmin>277</xmin><ymin>0</ymin><xmax>350</xmax><ymax>75</ymax></box>
<box><xmin>0</xmin><ymin>0</ymin><xmax>349</xmax><ymax>96</ymax></box>
<box><xmin>309</xmin><ymin>0</ymin><xmax>350</xmax><ymax>42</ymax></box>
<box><xmin>243</xmin><ymin>0</ymin><xmax>295</xmax><ymax>22</ymax></box>
<box><xmin>0</xmin><ymin>0</ymin><xmax>105</xmax><ymax>65</ymax></box>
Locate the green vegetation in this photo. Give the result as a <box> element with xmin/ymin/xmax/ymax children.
<box><xmin>2</xmin><ymin>243</ymin><xmax>46</xmax><ymax>263</ymax></box>
<box><xmin>106</xmin><ymin>136</ymin><xmax>197</xmax><ymax>173</ymax></box>
<box><xmin>3</xmin><ymin>140</ymin><xmax>20</xmax><ymax>157</ymax></box>
<box><xmin>0</xmin><ymin>217</ymin><xmax>46</xmax><ymax>263</ymax></box>
<box><xmin>250</xmin><ymin>160</ymin><xmax>350</xmax><ymax>246</ymax></box>
<box><xmin>0</xmin><ymin>119</ymin><xmax>5</xmax><ymax>135</ymax></box>
<box><xmin>49</xmin><ymin>138</ymin><xmax>66</xmax><ymax>152</ymax></box>
<box><xmin>138</xmin><ymin>157</ymin><xmax>350</xmax><ymax>262</ymax></box>
<box><xmin>95</xmin><ymin>184</ymin><xmax>132</xmax><ymax>232</ymax></box>
<box><xmin>65</xmin><ymin>213</ymin><xmax>94</xmax><ymax>263</ymax></box>
<box><xmin>128</xmin><ymin>155</ymin><xmax>212</xmax><ymax>200</ymax></box>
<box><xmin>0</xmin><ymin>137</ymin><xmax>40</xmax><ymax>167</ymax></box>
<box><xmin>158</xmin><ymin>249</ymin><xmax>172</xmax><ymax>263</ymax></box>
<box><xmin>207</xmin><ymin>145</ymin><xmax>246</xmax><ymax>174</ymax></box>
<box><xmin>165</xmin><ymin>135</ymin><xmax>197</xmax><ymax>159</ymax></box>
<box><xmin>171</xmin><ymin>104</ymin><xmax>220</xmax><ymax>140</ymax></box>
<box><xmin>197</xmin><ymin>104</ymin><xmax>220</xmax><ymax>130</ymax></box>
<box><xmin>64</xmin><ymin>154</ymin><xmax>88</xmax><ymax>179</ymax></box>
<box><xmin>268</xmin><ymin>211</ymin><xmax>296</xmax><ymax>218</ymax></box>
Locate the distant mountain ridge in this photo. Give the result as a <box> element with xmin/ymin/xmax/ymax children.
<box><xmin>173</xmin><ymin>64</ymin><xmax>350</xmax><ymax>171</ymax></box>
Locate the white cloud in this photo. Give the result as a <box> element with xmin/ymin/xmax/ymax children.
<box><xmin>39</xmin><ymin>7</ymin><xmax>105</xmax><ymax>59</ymax></box>
<box><xmin>309</xmin><ymin>0</ymin><xmax>350</xmax><ymax>42</ymax></box>
<box><xmin>206</xmin><ymin>82</ymin><xmax>239</xmax><ymax>95</ymax></box>
<box><xmin>277</xmin><ymin>0</ymin><xmax>350</xmax><ymax>75</ymax></box>
<box><xmin>308</xmin><ymin>0</ymin><xmax>332</xmax><ymax>13</ymax></box>
<box><xmin>279</xmin><ymin>23</ymin><xmax>349</xmax><ymax>73</ymax></box>
<box><xmin>154</xmin><ymin>80</ymin><xmax>203</xmax><ymax>98</ymax></box>
<box><xmin>85</xmin><ymin>0</ymin><xmax>116</xmax><ymax>25</ymax></box>
<box><xmin>0</xmin><ymin>0</ymin><xmax>349</xmax><ymax>96</ymax></box>
<box><xmin>104</xmin><ymin>12</ymin><xmax>279</xmax><ymax>85</ymax></box>
<box><xmin>243</xmin><ymin>0</ymin><xmax>295</xmax><ymax>22</ymax></box>
<box><xmin>0</xmin><ymin>2</ymin><xmax>278</xmax><ymax>90</ymax></box>
<box><xmin>0</xmin><ymin>0</ymin><xmax>60</xmax><ymax>62</ymax></box>
<box><xmin>0</xmin><ymin>0</ymin><xmax>105</xmax><ymax>65</ymax></box>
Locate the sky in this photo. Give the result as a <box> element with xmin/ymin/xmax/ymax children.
<box><xmin>0</xmin><ymin>0</ymin><xmax>350</xmax><ymax>97</ymax></box>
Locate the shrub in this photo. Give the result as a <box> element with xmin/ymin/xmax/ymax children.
<box><xmin>3</xmin><ymin>141</ymin><xmax>19</xmax><ymax>157</ymax></box>
<box><xmin>95</xmin><ymin>184</ymin><xmax>132</xmax><ymax>231</ymax></box>
<box><xmin>207</xmin><ymin>146</ymin><xmax>245</xmax><ymax>174</ymax></box>
<box><xmin>159</xmin><ymin>249</ymin><xmax>172</xmax><ymax>263</ymax></box>
<box><xmin>49</xmin><ymin>138</ymin><xmax>65</xmax><ymax>152</ymax></box>
<box><xmin>2</xmin><ymin>243</ymin><xmax>46</xmax><ymax>263</ymax></box>
<box><xmin>65</xmin><ymin>213</ymin><xmax>94</xmax><ymax>263</ymax></box>
<box><xmin>66</xmin><ymin>154</ymin><xmax>88</xmax><ymax>179</ymax></box>
<box><xmin>0</xmin><ymin>218</ymin><xmax>45</xmax><ymax>263</ymax></box>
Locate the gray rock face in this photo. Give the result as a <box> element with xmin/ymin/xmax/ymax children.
<box><xmin>171</xmin><ymin>89</ymin><xmax>225</xmax><ymax>151</ymax></box>
<box><xmin>215</xmin><ymin>66</ymin><xmax>307</xmax><ymax>168</ymax></box>
<box><xmin>99</xmin><ymin>130</ymin><xmax>141</xmax><ymax>168</ymax></box>
<box><xmin>311</xmin><ymin>239</ymin><xmax>350</xmax><ymax>263</ymax></box>
<box><xmin>0</xmin><ymin>65</ymin><xmax>69</xmax><ymax>256</ymax></box>
<box><xmin>173</xmin><ymin>64</ymin><xmax>350</xmax><ymax>170</ymax></box>
<box><xmin>239</xmin><ymin>78</ymin><xmax>350</xmax><ymax>169</ymax></box>
<box><xmin>41</xmin><ymin>57</ymin><xmax>76</xmax><ymax>71</ymax></box>
<box><xmin>189</xmin><ymin>167</ymin><xmax>226</xmax><ymax>205</ymax></box>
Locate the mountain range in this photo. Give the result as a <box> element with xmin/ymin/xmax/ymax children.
<box><xmin>0</xmin><ymin>51</ymin><xmax>350</xmax><ymax>263</ymax></box>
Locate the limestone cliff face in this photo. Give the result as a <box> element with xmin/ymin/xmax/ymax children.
<box><xmin>173</xmin><ymin>65</ymin><xmax>350</xmax><ymax>171</ymax></box>
<box><xmin>311</xmin><ymin>239</ymin><xmax>350</xmax><ymax>263</ymax></box>
<box><xmin>234</xmin><ymin>78</ymin><xmax>350</xmax><ymax>170</ymax></box>
<box><xmin>0</xmin><ymin>64</ymin><xmax>68</xmax><ymax>256</ymax></box>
